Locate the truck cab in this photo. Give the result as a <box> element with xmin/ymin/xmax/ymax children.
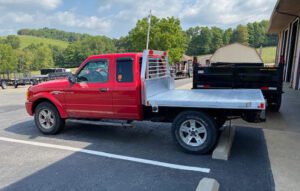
<box><xmin>27</xmin><ymin>53</ymin><xmax>144</xmax><ymax>120</ymax></box>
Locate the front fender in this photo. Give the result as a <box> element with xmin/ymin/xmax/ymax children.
<box><xmin>30</xmin><ymin>92</ymin><xmax>68</xmax><ymax>118</ymax></box>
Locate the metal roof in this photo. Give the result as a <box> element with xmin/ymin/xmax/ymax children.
<box><xmin>268</xmin><ymin>0</ymin><xmax>300</xmax><ymax>34</ymax></box>
<box><xmin>210</xmin><ymin>43</ymin><xmax>263</xmax><ymax>64</ymax></box>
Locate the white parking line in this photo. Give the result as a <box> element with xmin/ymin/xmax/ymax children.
<box><xmin>0</xmin><ymin>136</ymin><xmax>210</xmax><ymax>173</ymax></box>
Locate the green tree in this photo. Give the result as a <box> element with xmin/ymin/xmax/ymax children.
<box><xmin>211</xmin><ymin>27</ymin><xmax>224</xmax><ymax>52</ymax></box>
<box><xmin>223</xmin><ymin>28</ymin><xmax>233</xmax><ymax>45</ymax></box>
<box><xmin>0</xmin><ymin>44</ymin><xmax>16</xmax><ymax>78</ymax></box>
<box><xmin>231</xmin><ymin>25</ymin><xmax>249</xmax><ymax>45</ymax></box>
<box><xmin>185</xmin><ymin>26</ymin><xmax>202</xmax><ymax>56</ymax></box>
<box><xmin>114</xmin><ymin>36</ymin><xmax>130</xmax><ymax>53</ymax></box>
<box><xmin>62</xmin><ymin>36</ymin><xmax>116</xmax><ymax>68</ymax></box>
<box><xmin>186</xmin><ymin>27</ymin><xmax>212</xmax><ymax>55</ymax></box>
<box><xmin>15</xmin><ymin>50</ymin><xmax>29</xmax><ymax>73</ymax></box>
<box><xmin>3</xmin><ymin>35</ymin><xmax>21</xmax><ymax>49</ymax></box>
<box><xmin>25</xmin><ymin>43</ymin><xmax>54</xmax><ymax>70</ymax></box>
<box><xmin>49</xmin><ymin>45</ymin><xmax>65</xmax><ymax>68</ymax></box>
<box><xmin>62</xmin><ymin>42</ymin><xmax>87</xmax><ymax>68</ymax></box>
<box><xmin>185</xmin><ymin>26</ymin><xmax>202</xmax><ymax>43</ymax></box>
<box><xmin>247</xmin><ymin>23</ymin><xmax>255</xmax><ymax>46</ymax></box>
<box><xmin>34</xmin><ymin>46</ymin><xmax>54</xmax><ymax>69</ymax></box>
<box><xmin>186</xmin><ymin>35</ymin><xmax>200</xmax><ymax>56</ymax></box>
<box><xmin>198</xmin><ymin>27</ymin><xmax>212</xmax><ymax>54</ymax></box>
<box><xmin>253</xmin><ymin>22</ymin><xmax>265</xmax><ymax>47</ymax></box>
<box><xmin>18</xmin><ymin>27</ymin><xmax>91</xmax><ymax>42</ymax></box>
<box><xmin>126</xmin><ymin>16</ymin><xmax>187</xmax><ymax>63</ymax></box>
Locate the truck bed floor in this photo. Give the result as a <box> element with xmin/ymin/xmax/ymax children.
<box><xmin>147</xmin><ymin>89</ymin><xmax>264</xmax><ymax>110</ymax></box>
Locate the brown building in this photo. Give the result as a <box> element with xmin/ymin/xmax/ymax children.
<box><xmin>268</xmin><ymin>0</ymin><xmax>300</xmax><ymax>90</ymax></box>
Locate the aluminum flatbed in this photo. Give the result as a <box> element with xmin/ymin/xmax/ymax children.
<box><xmin>147</xmin><ymin>89</ymin><xmax>265</xmax><ymax>110</ymax></box>
<box><xmin>141</xmin><ymin>50</ymin><xmax>265</xmax><ymax>112</ymax></box>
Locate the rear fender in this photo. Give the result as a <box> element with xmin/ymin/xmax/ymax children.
<box><xmin>30</xmin><ymin>92</ymin><xmax>68</xmax><ymax>118</ymax></box>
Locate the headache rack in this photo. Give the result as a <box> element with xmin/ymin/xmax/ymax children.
<box><xmin>141</xmin><ymin>50</ymin><xmax>174</xmax><ymax>106</ymax></box>
<box><xmin>146</xmin><ymin>50</ymin><xmax>170</xmax><ymax>79</ymax></box>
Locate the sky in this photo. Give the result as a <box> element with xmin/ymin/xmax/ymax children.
<box><xmin>0</xmin><ymin>0</ymin><xmax>277</xmax><ymax>38</ymax></box>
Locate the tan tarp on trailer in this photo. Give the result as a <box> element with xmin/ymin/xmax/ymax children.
<box><xmin>210</xmin><ymin>43</ymin><xmax>263</xmax><ymax>64</ymax></box>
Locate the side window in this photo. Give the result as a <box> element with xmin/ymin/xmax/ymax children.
<box><xmin>116</xmin><ymin>58</ymin><xmax>133</xmax><ymax>82</ymax></box>
<box><xmin>77</xmin><ymin>60</ymin><xmax>108</xmax><ymax>83</ymax></box>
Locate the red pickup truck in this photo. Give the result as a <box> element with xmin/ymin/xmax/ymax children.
<box><xmin>26</xmin><ymin>50</ymin><xmax>265</xmax><ymax>154</ymax></box>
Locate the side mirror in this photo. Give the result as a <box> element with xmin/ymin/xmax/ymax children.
<box><xmin>68</xmin><ymin>75</ymin><xmax>76</xmax><ymax>84</ymax></box>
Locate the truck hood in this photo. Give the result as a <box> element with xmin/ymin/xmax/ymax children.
<box><xmin>31</xmin><ymin>79</ymin><xmax>70</xmax><ymax>92</ymax></box>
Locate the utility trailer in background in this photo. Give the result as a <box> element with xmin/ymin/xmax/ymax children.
<box><xmin>0</xmin><ymin>68</ymin><xmax>71</xmax><ymax>90</ymax></box>
<box><xmin>0</xmin><ymin>79</ymin><xmax>8</xmax><ymax>89</ymax></box>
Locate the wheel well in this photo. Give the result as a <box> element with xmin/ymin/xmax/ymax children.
<box><xmin>32</xmin><ymin>98</ymin><xmax>56</xmax><ymax>115</ymax></box>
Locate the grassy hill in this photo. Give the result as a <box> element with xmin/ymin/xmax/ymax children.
<box><xmin>0</xmin><ymin>35</ymin><xmax>69</xmax><ymax>49</ymax></box>
<box><xmin>257</xmin><ymin>46</ymin><xmax>276</xmax><ymax>64</ymax></box>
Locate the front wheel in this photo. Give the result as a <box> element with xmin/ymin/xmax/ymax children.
<box><xmin>34</xmin><ymin>102</ymin><xmax>65</xmax><ymax>135</ymax></box>
<box><xmin>172</xmin><ymin>111</ymin><xmax>218</xmax><ymax>154</ymax></box>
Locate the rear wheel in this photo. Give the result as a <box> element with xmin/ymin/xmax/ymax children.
<box><xmin>172</xmin><ymin>111</ymin><xmax>218</xmax><ymax>154</ymax></box>
<box><xmin>269</xmin><ymin>94</ymin><xmax>282</xmax><ymax>112</ymax></box>
<box><xmin>34</xmin><ymin>102</ymin><xmax>65</xmax><ymax>135</ymax></box>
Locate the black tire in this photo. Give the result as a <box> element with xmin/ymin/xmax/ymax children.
<box><xmin>172</xmin><ymin>111</ymin><xmax>218</xmax><ymax>154</ymax></box>
<box><xmin>269</xmin><ymin>94</ymin><xmax>282</xmax><ymax>112</ymax></box>
<box><xmin>34</xmin><ymin>102</ymin><xmax>65</xmax><ymax>135</ymax></box>
<box><xmin>1</xmin><ymin>81</ymin><xmax>7</xmax><ymax>89</ymax></box>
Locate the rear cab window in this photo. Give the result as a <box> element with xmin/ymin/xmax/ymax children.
<box><xmin>116</xmin><ymin>58</ymin><xmax>133</xmax><ymax>83</ymax></box>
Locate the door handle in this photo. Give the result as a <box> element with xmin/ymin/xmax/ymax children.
<box><xmin>99</xmin><ymin>88</ymin><xmax>109</xmax><ymax>92</ymax></box>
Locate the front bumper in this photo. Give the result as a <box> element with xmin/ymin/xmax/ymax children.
<box><xmin>25</xmin><ymin>101</ymin><xmax>33</xmax><ymax>116</ymax></box>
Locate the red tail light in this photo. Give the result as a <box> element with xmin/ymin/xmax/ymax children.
<box><xmin>261</xmin><ymin>86</ymin><xmax>268</xmax><ymax>90</ymax></box>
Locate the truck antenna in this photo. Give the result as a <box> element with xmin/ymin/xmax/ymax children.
<box><xmin>146</xmin><ymin>10</ymin><xmax>152</xmax><ymax>50</ymax></box>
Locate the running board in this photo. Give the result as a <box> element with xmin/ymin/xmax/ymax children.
<box><xmin>67</xmin><ymin>119</ymin><xmax>134</xmax><ymax>128</ymax></box>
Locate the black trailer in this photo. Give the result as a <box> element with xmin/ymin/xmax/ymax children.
<box><xmin>193</xmin><ymin>62</ymin><xmax>284</xmax><ymax>111</ymax></box>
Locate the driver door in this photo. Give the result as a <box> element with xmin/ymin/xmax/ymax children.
<box><xmin>64</xmin><ymin>58</ymin><xmax>113</xmax><ymax>119</ymax></box>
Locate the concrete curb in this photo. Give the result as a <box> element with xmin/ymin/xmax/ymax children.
<box><xmin>196</xmin><ymin>178</ymin><xmax>220</xmax><ymax>191</ymax></box>
<box><xmin>212</xmin><ymin>125</ymin><xmax>236</xmax><ymax>160</ymax></box>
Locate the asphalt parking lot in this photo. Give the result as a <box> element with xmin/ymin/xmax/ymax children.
<box><xmin>0</xmin><ymin>81</ymin><xmax>275</xmax><ymax>191</ymax></box>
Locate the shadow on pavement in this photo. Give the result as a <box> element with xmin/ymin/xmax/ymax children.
<box><xmin>2</xmin><ymin>120</ymin><xmax>275</xmax><ymax>191</ymax></box>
